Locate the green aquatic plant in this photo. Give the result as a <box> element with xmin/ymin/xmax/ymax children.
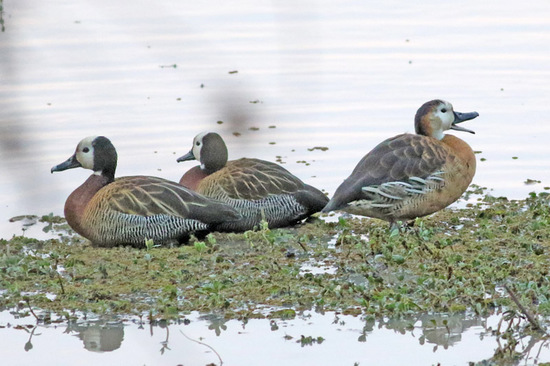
<box><xmin>1</xmin><ymin>191</ymin><xmax>550</xmax><ymax>335</ymax></box>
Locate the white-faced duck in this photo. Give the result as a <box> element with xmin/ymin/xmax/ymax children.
<box><xmin>176</xmin><ymin>132</ymin><xmax>329</xmax><ymax>231</ymax></box>
<box><xmin>322</xmin><ymin>100</ymin><xmax>479</xmax><ymax>229</ymax></box>
<box><xmin>51</xmin><ymin>136</ymin><xmax>240</xmax><ymax>247</ymax></box>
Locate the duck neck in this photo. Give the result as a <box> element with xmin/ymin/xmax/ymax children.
<box><xmin>102</xmin><ymin>167</ymin><xmax>116</xmax><ymax>183</ymax></box>
<box><xmin>201</xmin><ymin>158</ymin><xmax>226</xmax><ymax>175</ymax></box>
<box><xmin>441</xmin><ymin>134</ymin><xmax>476</xmax><ymax>169</ymax></box>
<box><xmin>180</xmin><ymin>166</ymin><xmax>210</xmax><ymax>191</ymax></box>
<box><xmin>64</xmin><ymin>174</ymin><xmax>110</xmax><ymax>238</ymax></box>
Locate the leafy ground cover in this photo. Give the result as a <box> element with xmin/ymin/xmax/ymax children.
<box><xmin>1</xmin><ymin>186</ymin><xmax>550</xmax><ymax>364</ymax></box>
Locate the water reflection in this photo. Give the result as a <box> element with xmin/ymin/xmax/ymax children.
<box><xmin>2</xmin><ymin>309</ymin><xmax>550</xmax><ymax>365</ymax></box>
<box><xmin>199</xmin><ymin>313</ymin><xmax>229</xmax><ymax>337</ymax></box>
<box><xmin>334</xmin><ymin>312</ymin><xmax>488</xmax><ymax>350</ymax></box>
<box><xmin>68</xmin><ymin>320</ymin><xmax>124</xmax><ymax>352</ymax></box>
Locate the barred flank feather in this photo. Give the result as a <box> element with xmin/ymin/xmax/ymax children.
<box><xmin>178</xmin><ymin>133</ymin><xmax>328</xmax><ymax>232</ymax></box>
<box><xmin>211</xmin><ymin>194</ymin><xmax>308</xmax><ymax>231</ymax></box>
<box><xmin>53</xmin><ymin>136</ymin><xmax>240</xmax><ymax>248</ymax></box>
<box><xmin>87</xmin><ymin>211</ymin><xmax>208</xmax><ymax>247</ymax></box>
<box><xmin>81</xmin><ymin>176</ymin><xmax>238</xmax><ymax>247</ymax></box>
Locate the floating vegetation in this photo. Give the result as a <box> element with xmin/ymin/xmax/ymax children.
<box><xmin>2</xmin><ymin>189</ymin><xmax>550</xmax><ymax>363</ymax></box>
<box><xmin>525</xmin><ymin>178</ymin><xmax>541</xmax><ymax>185</ymax></box>
<box><xmin>297</xmin><ymin>335</ymin><xmax>325</xmax><ymax>347</ymax></box>
<box><xmin>307</xmin><ymin>147</ymin><xmax>329</xmax><ymax>152</ymax></box>
<box><xmin>275</xmin><ymin>155</ymin><xmax>286</xmax><ymax>164</ymax></box>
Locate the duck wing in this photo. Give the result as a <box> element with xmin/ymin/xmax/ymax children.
<box><xmin>324</xmin><ymin>134</ymin><xmax>448</xmax><ymax>211</ymax></box>
<box><xmin>204</xmin><ymin>158</ymin><xmax>310</xmax><ymax>200</ymax></box>
<box><xmin>100</xmin><ymin>176</ymin><xmax>240</xmax><ymax>224</ymax></box>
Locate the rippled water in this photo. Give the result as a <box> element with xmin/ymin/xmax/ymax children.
<box><xmin>2</xmin><ymin>0</ymin><xmax>550</xmax><ymax>364</ymax></box>
<box><xmin>2</xmin><ymin>0</ymin><xmax>550</xmax><ymax>237</ymax></box>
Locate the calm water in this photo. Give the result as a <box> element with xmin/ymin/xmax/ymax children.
<box><xmin>2</xmin><ymin>0</ymin><xmax>550</xmax><ymax>364</ymax></box>
<box><xmin>1</xmin><ymin>309</ymin><xmax>534</xmax><ymax>366</ymax></box>
<box><xmin>2</xmin><ymin>0</ymin><xmax>550</xmax><ymax>237</ymax></box>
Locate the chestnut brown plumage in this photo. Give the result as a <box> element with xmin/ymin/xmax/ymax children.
<box><xmin>177</xmin><ymin>132</ymin><xmax>328</xmax><ymax>231</ymax></box>
<box><xmin>322</xmin><ymin>100</ymin><xmax>478</xmax><ymax>228</ymax></box>
<box><xmin>52</xmin><ymin>136</ymin><xmax>240</xmax><ymax>247</ymax></box>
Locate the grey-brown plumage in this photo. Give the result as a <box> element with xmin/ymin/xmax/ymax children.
<box><xmin>177</xmin><ymin>132</ymin><xmax>328</xmax><ymax>231</ymax></box>
<box><xmin>323</xmin><ymin>100</ymin><xmax>479</xmax><ymax>227</ymax></box>
<box><xmin>51</xmin><ymin>136</ymin><xmax>240</xmax><ymax>247</ymax></box>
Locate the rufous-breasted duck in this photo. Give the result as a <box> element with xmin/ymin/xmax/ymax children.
<box><xmin>176</xmin><ymin>132</ymin><xmax>329</xmax><ymax>231</ymax></box>
<box><xmin>51</xmin><ymin>136</ymin><xmax>240</xmax><ymax>247</ymax></box>
<box><xmin>322</xmin><ymin>99</ymin><xmax>479</xmax><ymax>228</ymax></box>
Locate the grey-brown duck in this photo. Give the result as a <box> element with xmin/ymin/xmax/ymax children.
<box><xmin>322</xmin><ymin>100</ymin><xmax>479</xmax><ymax>228</ymax></box>
<box><xmin>177</xmin><ymin>132</ymin><xmax>328</xmax><ymax>231</ymax></box>
<box><xmin>51</xmin><ymin>136</ymin><xmax>239</xmax><ymax>247</ymax></box>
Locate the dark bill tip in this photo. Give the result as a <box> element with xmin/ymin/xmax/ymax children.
<box><xmin>51</xmin><ymin>155</ymin><xmax>81</xmax><ymax>173</ymax></box>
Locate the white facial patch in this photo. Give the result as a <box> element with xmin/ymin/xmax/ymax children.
<box><xmin>192</xmin><ymin>131</ymin><xmax>208</xmax><ymax>162</ymax></box>
<box><xmin>432</xmin><ymin>101</ymin><xmax>454</xmax><ymax>140</ymax></box>
<box><xmin>75</xmin><ymin>136</ymin><xmax>97</xmax><ymax>170</ymax></box>
<box><xmin>436</xmin><ymin>101</ymin><xmax>454</xmax><ymax>128</ymax></box>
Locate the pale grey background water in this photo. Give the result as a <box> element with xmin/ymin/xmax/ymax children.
<box><xmin>1</xmin><ymin>0</ymin><xmax>550</xmax><ymax>364</ymax></box>
<box><xmin>2</xmin><ymin>0</ymin><xmax>550</xmax><ymax>237</ymax></box>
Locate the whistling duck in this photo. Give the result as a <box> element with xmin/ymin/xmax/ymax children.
<box><xmin>51</xmin><ymin>136</ymin><xmax>239</xmax><ymax>247</ymax></box>
<box><xmin>322</xmin><ymin>99</ymin><xmax>478</xmax><ymax>228</ymax></box>
<box><xmin>177</xmin><ymin>132</ymin><xmax>328</xmax><ymax>231</ymax></box>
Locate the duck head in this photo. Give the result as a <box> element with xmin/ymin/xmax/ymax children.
<box><xmin>51</xmin><ymin>136</ymin><xmax>117</xmax><ymax>182</ymax></box>
<box><xmin>415</xmin><ymin>100</ymin><xmax>478</xmax><ymax>140</ymax></box>
<box><xmin>177</xmin><ymin>132</ymin><xmax>228</xmax><ymax>174</ymax></box>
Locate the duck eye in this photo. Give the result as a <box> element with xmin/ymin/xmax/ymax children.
<box><xmin>441</xmin><ymin>108</ymin><xmax>447</xmax><ymax>113</ymax></box>
<box><xmin>195</xmin><ymin>141</ymin><xmax>201</xmax><ymax>146</ymax></box>
<box><xmin>83</xmin><ymin>147</ymin><xmax>90</xmax><ymax>153</ymax></box>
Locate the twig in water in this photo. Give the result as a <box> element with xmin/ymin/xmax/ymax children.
<box><xmin>504</xmin><ymin>284</ymin><xmax>547</xmax><ymax>335</ymax></box>
<box><xmin>180</xmin><ymin>330</ymin><xmax>223</xmax><ymax>365</ymax></box>
<box><xmin>24</xmin><ymin>298</ymin><xmax>39</xmax><ymax>321</ymax></box>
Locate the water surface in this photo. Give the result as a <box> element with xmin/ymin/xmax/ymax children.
<box><xmin>3</xmin><ymin>310</ymin><xmax>530</xmax><ymax>366</ymax></box>
<box><xmin>2</xmin><ymin>0</ymin><xmax>550</xmax><ymax>237</ymax></box>
<box><xmin>1</xmin><ymin>1</ymin><xmax>550</xmax><ymax>364</ymax></box>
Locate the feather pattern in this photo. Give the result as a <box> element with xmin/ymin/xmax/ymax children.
<box><xmin>323</xmin><ymin>100</ymin><xmax>478</xmax><ymax>226</ymax></box>
<box><xmin>178</xmin><ymin>133</ymin><xmax>328</xmax><ymax>231</ymax></box>
<box><xmin>52</xmin><ymin>136</ymin><xmax>239</xmax><ymax>247</ymax></box>
<box><xmin>200</xmin><ymin>158</ymin><xmax>309</xmax><ymax>200</ymax></box>
<box><xmin>196</xmin><ymin>160</ymin><xmax>322</xmax><ymax>231</ymax></box>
